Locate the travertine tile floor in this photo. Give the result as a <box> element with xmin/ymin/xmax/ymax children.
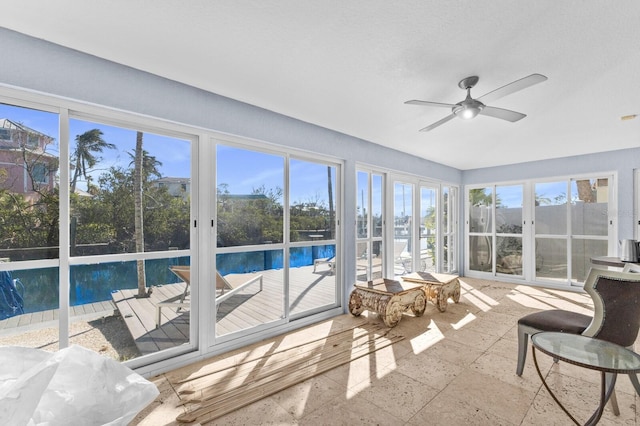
<box><xmin>133</xmin><ymin>277</ymin><xmax>640</xmax><ymax>425</ymax></box>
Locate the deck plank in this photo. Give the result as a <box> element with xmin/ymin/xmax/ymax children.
<box><xmin>110</xmin><ymin>265</ymin><xmax>339</xmax><ymax>355</ymax></box>
<box><xmin>0</xmin><ymin>300</ymin><xmax>115</xmax><ymax>336</ymax></box>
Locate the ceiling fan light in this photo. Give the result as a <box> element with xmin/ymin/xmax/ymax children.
<box><xmin>460</xmin><ymin>106</ymin><xmax>480</xmax><ymax>119</ymax></box>
<box><xmin>454</xmin><ymin>104</ymin><xmax>481</xmax><ymax>120</ymax></box>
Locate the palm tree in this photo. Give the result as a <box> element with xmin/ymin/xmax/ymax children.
<box><xmin>327</xmin><ymin>166</ymin><xmax>334</xmax><ymax>238</ymax></box>
<box><xmin>126</xmin><ymin>142</ymin><xmax>163</xmax><ymax>298</ymax></box>
<box><xmin>133</xmin><ymin>131</ymin><xmax>149</xmax><ymax>298</ymax></box>
<box><xmin>70</xmin><ymin>129</ymin><xmax>115</xmax><ymax>193</ymax></box>
<box><xmin>127</xmin><ymin>149</ymin><xmax>163</xmax><ymax>182</ymax></box>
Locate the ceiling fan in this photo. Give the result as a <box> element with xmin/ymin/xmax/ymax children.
<box><xmin>405</xmin><ymin>73</ymin><xmax>547</xmax><ymax>132</ymax></box>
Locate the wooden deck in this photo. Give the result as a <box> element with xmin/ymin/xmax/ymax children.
<box><xmin>112</xmin><ymin>282</ymin><xmax>190</xmax><ymax>355</ymax></box>
<box><xmin>0</xmin><ymin>300</ymin><xmax>116</xmax><ymax>336</ymax></box>
<box><xmin>112</xmin><ymin>264</ymin><xmax>338</xmax><ymax>356</ymax></box>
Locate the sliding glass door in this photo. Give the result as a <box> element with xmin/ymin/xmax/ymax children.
<box><xmin>466</xmin><ymin>175</ymin><xmax>612</xmax><ymax>285</ymax></box>
<box><xmin>419</xmin><ymin>184</ymin><xmax>438</xmax><ymax>273</ymax></box>
<box><xmin>534</xmin><ymin>181</ymin><xmax>568</xmax><ymax>282</ymax></box>
<box><xmin>0</xmin><ymin>99</ymin><xmax>197</xmax><ymax>362</ymax></box>
<box><xmin>393</xmin><ymin>181</ymin><xmax>413</xmax><ymax>276</ymax></box>
<box><xmin>215</xmin><ymin>145</ymin><xmax>285</xmax><ymax>338</ymax></box>
<box><xmin>289</xmin><ymin>159</ymin><xmax>338</xmax><ymax>317</ymax></box>
<box><xmin>496</xmin><ymin>185</ymin><xmax>524</xmax><ymax>276</ymax></box>
<box><xmin>388</xmin><ymin>175</ymin><xmax>455</xmax><ymax>278</ymax></box>
<box><xmin>442</xmin><ymin>186</ymin><xmax>458</xmax><ymax>273</ymax></box>
<box><xmin>356</xmin><ymin>170</ymin><xmax>384</xmax><ymax>283</ymax></box>
<box><xmin>214</xmin><ymin>143</ymin><xmax>341</xmax><ymax>340</ymax></box>
<box><xmin>468</xmin><ymin>187</ymin><xmax>493</xmax><ymax>273</ymax></box>
<box><xmin>69</xmin><ymin>116</ymin><xmax>195</xmax><ymax>357</ymax></box>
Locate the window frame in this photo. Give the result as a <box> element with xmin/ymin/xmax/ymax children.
<box><xmin>465</xmin><ymin>173</ymin><xmax>616</xmax><ymax>286</ymax></box>
<box><xmin>356</xmin><ymin>168</ymin><xmax>385</xmax><ymax>282</ymax></box>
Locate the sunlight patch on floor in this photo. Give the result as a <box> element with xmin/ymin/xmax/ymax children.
<box><xmin>451</xmin><ymin>312</ymin><xmax>476</xmax><ymax>330</ymax></box>
<box><xmin>509</xmin><ymin>285</ymin><xmax>593</xmax><ymax>314</ymax></box>
<box><xmin>459</xmin><ymin>280</ymin><xmax>499</xmax><ymax>312</ymax></box>
<box><xmin>410</xmin><ymin>319</ymin><xmax>444</xmax><ymax>354</ymax></box>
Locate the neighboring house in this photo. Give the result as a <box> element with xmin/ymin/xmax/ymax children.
<box><xmin>0</xmin><ymin>118</ymin><xmax>58</xmax><ymax>202</ymax></box>
<box><xmin>152</xmin><ymin>176</ymin><xmax>190</xmax><ymax>200</ymax></box>
<box><xmin>218</xmin><ymin>193</ymin><xmax>269</xmax><ymax>213</ymax></box>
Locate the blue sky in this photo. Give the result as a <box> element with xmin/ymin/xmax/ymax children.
<box><xmin>1</xmin><ymin>102</ymin><xmax>335</xmax><ymax>202</ymax></box>
<box><xmin>217</xmin><ymin>145</ymin><xmax>337</xmax><ymax>206</ymax></box>
<box><xmin>356</xmin><ymin>171</ymin><xmax>383</xmax><ymax>217</ymax></box>
<box><xmin>496</xmin><ymin>185</ymin><xmax>523</xmax><ymax>208</ymax></box>
<box><xmin>69</xmin><ymin>119</ymin><xmax>191</xmax><ymax>186</ymax></box>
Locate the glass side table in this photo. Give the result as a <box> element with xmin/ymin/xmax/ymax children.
<box><xmin>531</xmin><ymin>331</ymin><xmax>640</xmax><ymax>426</ymax></box>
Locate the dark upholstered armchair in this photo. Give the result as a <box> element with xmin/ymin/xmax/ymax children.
<box><xmin>516</xmin><ymin>268</ymin><xmax>640</xmax><ymax>414</ymax></box>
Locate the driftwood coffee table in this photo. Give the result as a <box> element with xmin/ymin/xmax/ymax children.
<box><xmin>348</xmin><ymin>278</ymin><xmax>427</xmax><ymax>327</ymax></box>
<box><xmin>402</xmin><ymin>272</ymin><xmax>460</xmax><ymax>312</ymax></box>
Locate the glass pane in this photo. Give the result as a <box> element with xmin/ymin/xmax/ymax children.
<box><xmin>394</xmin><ymin>182</ymin><xmax>412</xmax><ymax>276</ymax></box>
<box><xmin>0</xmin><ymin>266</ymin><xmax>59</xmax><ymax>352</ymax></box>
<box><xmin>420</xmin><ymin>187</ymin><xmax>437</xmax><ymax>272</ymax></box>
<box><xmin>496</xmin><ymin>185</ymin><xmax>522</xmax><ymax>234</ymax></box>
<box><xmin>469</xmin><ymin>188</ymin><xmax>493</xmax><ymax>233</ymax></box>
<box><xmin>69</xmin><ymin>119</ymin><xmax>191</xmax><ymax>255</ymax></box>
<box><xmin>290</xmin><ymin>159</ymin><xmax>336</xmax><ymax>242</ymax></box>
<box><xmin>356</xmin><ymin>171</ymin><xmax>368</xmax><ymax>238</ymax></box>
<box><xmin>442</xmin><ymin>186</ymin><xmax>457</xmax><ymax>273</ymax></box>
<box><xmin>469</xmin><ymin>235</ymin><xmax>493</xmax><ymax>272</ymax></box>
<box><xmin>371</xmin><ymin>240</ymin><xmax>383</xmax><ymax>280</ymax></box>
<box><xmin>290</xmin><ymin>245</ymin><xmax>337</xmax><ymax>316</ymax></box>
<box><xmin>572</xmin><ymin>239</ymin><xmax>608</xmax><ymax>282</ymax></box>
<box><xmin>356</xmin><ymin>241</ymin><xmax>369</xmax><ymax>283</ymax></box>
<box><xmin>216</xmin><ymin>250</ymin><xmax>284</xmax><ymax>336</ymax></box>
<box><xmin>217</xmin><ymin>146</ymin><xmax>284</xmax><ymax>246</ymax></box>
<box><xmin>535</xmin><ymin>238</ymin><xmax>567</xmax><ymax>281</ymax></box>
<box><xmin>372</xmin><ymin>174</ymin><xmax>383</xmax><ymax>238</ymax></box>
<box><xmin>0</xmin><ymin>104</ymin><xmax>60</xmax><ymax>261</ymax></box>
<box><xmin>571</xmin><ymin>178</ymin><xmax>609</xmax><ymax>236</ymax></box>
<box><xmin>496</xmin><ymin>236</ymin><xmax>522</xmax><ymax>275</ymax></box>
<box><xmin>535</xmin><ymin>181</ymin><xmax>567</xmax><ymax>235</ymax></box>
<box><xmin>357</xmin><ymin>171</ymin><xmax>383</xmax><ymax>281</ymax></box>
<box><xmin>442</xmin><ymin>187</ymin><xmax>450</xmax><ymax>234</ymax></box>
<box><xmin>443</xmin><ymin>235</ymin><xmax>452</xmax><ymax>273</ymax></box>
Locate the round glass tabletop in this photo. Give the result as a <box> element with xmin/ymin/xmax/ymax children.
<box><xmin>532</xmin><ymin>332</ymin><xmax>640</xmax><ymax>374</ymax></box>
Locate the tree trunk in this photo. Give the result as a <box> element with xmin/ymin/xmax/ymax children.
<box><xmin>134</xmin><ymin>131</ymin><xmax>148</xmax><ymax>297</ymax></box>
<box><xmin>327</xmin><ymin>167</ymin><xmax>334</xmax><ymax>238</ymax></box>
<box><xmin>576</xmin><ymin>179</ymin><xmax>595</xmax><ymax>203</ymax></box>
<box><xmin>70</xmin><ymin>158</ymin><xmax>80</xmax><ymax>194</ymax></box>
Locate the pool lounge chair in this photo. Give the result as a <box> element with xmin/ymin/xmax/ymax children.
<box><xmin>313</xmin><ymin>256</ymin><xmax>335</xmax><ymax>274</ymax></box>
<box><xmin>155</xmin><ymin>266</ymin><xmax>263</xmax><ymax>327</ymax></box>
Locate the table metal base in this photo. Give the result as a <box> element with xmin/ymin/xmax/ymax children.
<box><xmin>532</xmin><ymin>347</ymin><xmax>615</xmax><ymax>426</ymax></box>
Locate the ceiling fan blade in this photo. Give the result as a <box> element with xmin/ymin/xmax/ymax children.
<box><xmin>479</xmin><ymin>106</ymin><xmax>526</xmax><ymax>122</ymax></box>
<box><xmin>477</xmin><ymin>74</ymin><xmax>547</xmax><ymax>104</ymax></box>
<box><xmin>419</xmin><ymin>114</ymin><xmax>456</xmax><ymax>132</ymax></box>
<box><xmin>405</xmin><ymin>100</ymin><xmax>456</xmax><ymax>108</ymax></box>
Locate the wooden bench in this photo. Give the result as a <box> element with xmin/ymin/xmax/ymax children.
<box><xmin>348</xmin><ymin>278</ymin><xmax>427</xmax><ymax>327</ymax></box>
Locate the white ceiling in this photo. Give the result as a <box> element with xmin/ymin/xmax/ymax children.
<box><xmin>1</xmin><ymin>1</ymin><xmax>639</xmax><ymax>170</ymax></box>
